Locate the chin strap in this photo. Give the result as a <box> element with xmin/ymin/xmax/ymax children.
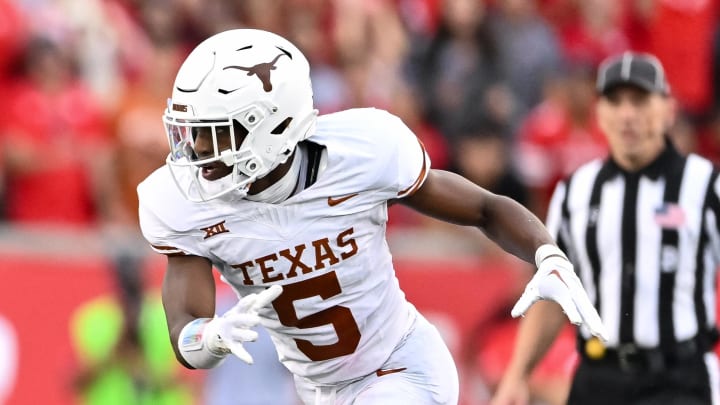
<box><xmin>245</xmin><ymin>143</ymin><xmax>305</xmax><ymax>203</ymax></box>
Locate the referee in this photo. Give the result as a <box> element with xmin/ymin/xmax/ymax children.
<box><xmin>492</xmin><ymin>52</ymin><xmax>720</xmax><ymax>405</ymax></box>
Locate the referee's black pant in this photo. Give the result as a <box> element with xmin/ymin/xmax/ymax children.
<box><xmin>567</xmin><ymin>348</ymin><xmax>714</xmax><ymax>405</ymax></box>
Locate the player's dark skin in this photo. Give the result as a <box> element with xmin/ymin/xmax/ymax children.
<box><xmin>166</xmin><ymin>123</ymin><xmax>556</xmax><ymax>368</ymax></box>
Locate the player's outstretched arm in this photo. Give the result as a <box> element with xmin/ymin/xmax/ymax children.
<box><xmin>401</xmin><ymin>169</ymin><xmax>550</xmax><ymax>262</ymax></box>
<box><xmin>401</xmin><ymin>169</ymin><xmax>607</xmax><ymax>340</ymax></box>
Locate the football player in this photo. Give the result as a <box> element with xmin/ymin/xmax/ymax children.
<box><xmin>137</xmin><ymin>29</ymin><xmax>606</xmax><ymax>404</ymax></box>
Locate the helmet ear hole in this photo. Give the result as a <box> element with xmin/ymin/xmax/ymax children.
<box><xmin>232</xmin><ymin>120</ymin><xmax>249</xmax><ymax>150</ymax></box>
<box><xmin>271</xmin><ymin>117</ymin><xmax>293</xmax><ymax>135</ymax></box>
<box><xmin>232</xmin><ymin>120</ymin><xmax>249</xmax><ymax>136</ymax></box>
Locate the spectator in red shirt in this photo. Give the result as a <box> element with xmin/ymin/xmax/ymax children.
<box><xmin>514</xmin><ymin>63</ymin><xmax>608</xmax><ymax>217</ymax></box>
<box><xmin>0</xmin><ymin>36</ymin><xmax>121</xmax><ymax>227</ymax></box>
<box><xmin>625</xmin><ymin>0</ymin><xmax>717</xmax><ymax>118</ymax></box>
<box><xmin>556</xmin><ymin>0</ymin><xmax>630</xmax><ymax>67</ymax></box>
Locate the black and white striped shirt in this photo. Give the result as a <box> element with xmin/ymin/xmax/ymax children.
<box><xmin>547</xmin><ymin>140</ymin><xmax>720</xmax><ymax>351</ymax></box>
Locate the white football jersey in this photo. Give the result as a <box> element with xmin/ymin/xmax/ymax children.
<box><xmin>138</xmin><ymin>108</ymin><xmax>431</xmax><ymax>383</ymax></box>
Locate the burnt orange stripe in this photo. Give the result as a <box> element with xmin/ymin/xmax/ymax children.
<box><xmin>403</xmin><ymin>163</ymin><xmax>427</xmax><ymax>197</ymax></box>
<box><xmin>397</xmin><ymin>139</ymin><xmax>428</xmax><ymax>197</ymax></box>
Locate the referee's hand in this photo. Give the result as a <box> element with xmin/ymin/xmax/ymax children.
<box><xmin>512</xmin><ymin>246</ymin><xmax>608</xmax><ymax>341</ymax></box>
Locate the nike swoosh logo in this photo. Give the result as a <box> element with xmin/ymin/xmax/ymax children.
<box><xmin>327</xmin><ymin>193</ymin><xmax>359</xmax><ymax>207</ymax></box>
<box><xmin>376</xmin><ymin>367</ymin><xmax>406</xmax><ymax>377</ymax></box>
<box><xmin>549</xmin><ymin>269</ymin><xmax>569</xmax><ymax>287</ymax></box>
<box><xmin>218</xmin><ymin>87</ymin><xmax>241</xmax><ymax>94</ymax></box>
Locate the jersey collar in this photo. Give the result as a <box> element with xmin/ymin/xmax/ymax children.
<box><xmin>603</xmin><ymin>137</ymin><xmax>683</xmax><ymax>181</ymax></box>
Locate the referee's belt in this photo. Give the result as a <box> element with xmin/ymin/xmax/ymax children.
<box><xmin>581</xmin><ymin>335</ymin><xmax>710</xmax><ymax>373</ymax></box>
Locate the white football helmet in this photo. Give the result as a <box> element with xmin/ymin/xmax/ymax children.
<box><xmin>163</xmin><ymin>29</ymin><xmax>318</xmax><ymax>201</ymax></box>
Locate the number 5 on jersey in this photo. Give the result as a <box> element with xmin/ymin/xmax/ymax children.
<box><xmin>272</xmin><ymin>271</ymin><xmax>361</xmax><ymax>361</ymax></box>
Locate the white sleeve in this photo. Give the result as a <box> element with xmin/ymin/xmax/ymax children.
<box><xmin>138</xmin><ymin>201</ymin><xmax>187</xmax><ymax>256</ymax></box>
<box><xmin>137</xmin><ymin>192</ymin><xmax>207</xmax><ymax>257</ymax></box>
<box><xmin>371</xmin><ymin>111</ymin><xmax>430</xmax><ymax>199</ymax></box>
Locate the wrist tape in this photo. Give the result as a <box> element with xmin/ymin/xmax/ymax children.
<box><xmin>178</xmin><ymin>317</ymin><xmax>229</xmax><ymax>369</ymax></box>
<box><xmin>534</xmin><ymin>244</ymin><xmax>569</xmax><ymax>268</ymax></box>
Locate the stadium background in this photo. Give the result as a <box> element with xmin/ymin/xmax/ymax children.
<box><xmin>0</xmin><ymin>0</ymin><xmax>719</xmax><ymax>404</ymax></box>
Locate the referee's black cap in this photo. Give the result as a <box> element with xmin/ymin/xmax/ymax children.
<box><xmin>596</xmin><ymin>52</ymin><xmax>670</xmax><ymax>96</ymax></box>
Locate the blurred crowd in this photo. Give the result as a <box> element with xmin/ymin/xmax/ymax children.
<box><xmin>2</xmin><ymin>0</ymin><xmax>720</xmax><ymax>403</ymax></box>
<box><xmin>1</xmin><ymin>0</ymin><xmax>719</xmax><ymax>230</ymax></box>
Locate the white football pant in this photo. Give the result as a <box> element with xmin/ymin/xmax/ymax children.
<box><xmin>294</xmin><ymin>313</ymin><xmax>459</xmax><ymax>405</ymax></box>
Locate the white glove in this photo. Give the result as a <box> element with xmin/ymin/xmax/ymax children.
<box><xmin>511</xmin><ymin>245</ymin><xmax>608</xmax><ymax>341</ymax></box>
<box><xmin>205</xmin><ymin>284</ymin><xmax>283</xmax><ymax>364</ymax></box>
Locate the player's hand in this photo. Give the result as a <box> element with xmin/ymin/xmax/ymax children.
<box><xmin>511</xmin><ymin>247</ymin><xmax>608</xmax><ymax>341</ymax></box>
<box><xmin>205</xmin><ymin>285</ymin><xmax>283</xmax><ymax>364</ymax></box>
